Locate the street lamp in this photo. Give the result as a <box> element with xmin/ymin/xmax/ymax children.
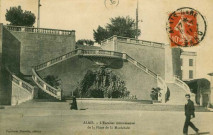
<box><xmin>37</xmin><ymin>0</ymin><xmax>42</xmax><ymax>28</ymax></box>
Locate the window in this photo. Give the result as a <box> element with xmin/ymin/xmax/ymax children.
<box><xmin>189</xmin><ymin>59</ymin><xmax>193</xmax><ymax>66</ymax></box>
<box><xmin>189</xmin><ymin>70</ymin><xmax>193</xmax><ymax>79</ymax></box>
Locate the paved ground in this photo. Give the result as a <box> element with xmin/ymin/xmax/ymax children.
<box><xmin>0</xmin><ymin>100</ymin><xmax>212</xmax><ymax>135</ymax></box>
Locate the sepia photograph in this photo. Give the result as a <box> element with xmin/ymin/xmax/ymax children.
<box><xmin>0</xmin><ymin>0</ymin><xmax>213</xmax><ymax>135</ymax></box>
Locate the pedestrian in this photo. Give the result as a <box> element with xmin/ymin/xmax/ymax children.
<box><xmin>70</xmin><ymin>96</ymin><xmax>78</xmax><ymax>110</ymax></box>
<box><xmin>183</xmin><ymin>94</ymin><xmax>199</xmax><ymax>135</ymax></box>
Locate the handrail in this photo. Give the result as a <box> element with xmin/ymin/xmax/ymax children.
<box><xmin>35</xmin><ymin>50</ymin><xmax>78</xmax><ymax>71</ymax></box>
<box><xmin>126</xmin><ymin>54</ymin><xmax>167</xmax><ymax>103</ymax></box>
<box><xmin>12</xmin><ymin>75</ymin><xmax>34</xmax><ymax>94</ymax></box>
<box><xmin>5</xmin><ymin>68</ymin><xmax>34</xmax><ymax>95</ymax></box>
<box><xmin>4</xmin><ymin>25</ymin><xmax>75</xmax><ymax>36</ymax></box>
<box><xmin>126</xmin><ymin>54</ymin><xmax>158</xmax><ymax>78</ymax></box>
<box><xmin>157</xmin><ymin>75</ymin><xmax>167</xmax><ymax>103</ymax></box>
<box><xmin>101</xmin><ymin>35</ymin><xmax>165</xmax><ymax>48</ymax></box>
<box><xmin>174</xmin><ymin>76</ymin><xmax>191</xmax><ymax>94</ymax></box>
<box><xmin>81</xmin><ymin>49</ymin><xmax>124</xmax><ymax>58</ymax></box>
<box><xmin>35</xmin><ymin>49</ymin><xmax>124</xmax><ymax>71</ymax></box>
<box><xmin>32</xmin><ymin>69</ymin><xmax>61</xmax><ymax>100</ymax></box>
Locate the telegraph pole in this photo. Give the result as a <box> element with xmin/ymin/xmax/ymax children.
<box><xmin>37</xmin><ymin>0</ymin><xmax>41</xmax><ymax>28</ymax></box>
<box><xmin>135</xmin><ymin>0</ymin><xmax>139</xmax><ymax>39</ymax></box>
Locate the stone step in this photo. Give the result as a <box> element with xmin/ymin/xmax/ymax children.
<box><xmin>166</xmin><ymin>83</ymin><xmax>187</xmax><ymax>105</ymax></box>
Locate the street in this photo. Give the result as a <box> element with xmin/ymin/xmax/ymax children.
<box><xmin>0</xmin><ymin>100</ymin><xmax>212</xmax><ymax>135</ymax></box>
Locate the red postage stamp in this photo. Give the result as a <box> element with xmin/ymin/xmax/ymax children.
<box><xmin>167</xmin><ymin>7</ymin><xmax>207</xmax><ymax>47</ymax></box>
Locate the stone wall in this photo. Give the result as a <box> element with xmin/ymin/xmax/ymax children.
<box><xmin>101</xmin><ymin>40</ymin><xmax>115</xmax><ymax>51</ymax></box>
<box><xmin>11</xmin><ymin>81</ymin><xmax>33</xmax><ymax>106</ymax></box>
<box><xmin>115</xmin><ymin>41</ymin><xmax>166</xmax><ymax>79</ymax></box>
<box><xmin>0</xmin><ymin>24</ymin><xmax>3</xmax><ymax>64</ymax></box>
<box><xmin>3</xmin><ymin>26</ymin><xmax>76</xmax><ymax>75</ymax></box>
<box><xmin>0</xmin><ymin>68</ymin><xmax>12</xmax><ymax>105</ymax></box>
<box><xmin>113</xmin><ymin>61</ymin><xmax>157</xmax><ymax>100</ymax></box>
<box><xmin>172</xmin><ymin>48</ymin><xmax>182</xmax><ymax>78</ymax></box>
<box><xmin>2</xmin><ymin>27</ymin><xmax>20</xmax><ymax>74</ymax></box>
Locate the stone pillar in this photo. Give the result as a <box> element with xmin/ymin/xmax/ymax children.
<box><xmin>122</xmin><ymin>53</ymin><xmax>127</xmax><ymax>60</ymax></box>
<box><xmin>113</xmin><ymin>36</ymin><xmax>117</xmax><ymax>51</ymax></box>
<box><xmin>43</xmin><ymin>84</ymin><xmax>47</xmax><ymax>90</ymax></box>
<box><xmin>77</xmin><ymin>49</ymin><xmax>82</xmax><ymax>55</ymax></box>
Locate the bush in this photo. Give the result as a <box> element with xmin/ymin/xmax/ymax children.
<box><xmin>150</xmin><ymin>87</ymin><xmax>161</xmax><ymax>100</ymax></box>
<box><xmin>73</xmin><ymin>68</ymin><xmax>130</xmax><ymax>98</ymax></box>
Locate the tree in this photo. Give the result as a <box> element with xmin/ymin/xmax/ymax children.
<box><xmin>93</xmin><ymin>26</ymin><xmax>109</xmax><ymax>44</ymax></box>
<box><xmin>43</xmin><ymin>75</ymin><xmax>61</xmax><ymax>89</ymax></box>
<box><xmin>76</xmin><ymin>39</ymin><xmax>94</xmax><ymax>46</ymax></box>
<box><xmin>5</xmin><ymin>6</ymin><xmax>36</xmax><ymax>27</ymax></box>
<box><xmin>93</xmin><ymin>16</ymin><xmax>141</xmax><ymax>44</ymax></box>
<box><xmin>73</xmin><ymin>68</ymin><xmax>130</xmax><ymax>98</ymax></box>
<box><xmin>184</xmin><ymin>78</ymin><xmax>210</xmax><ymax>105</ymax></box>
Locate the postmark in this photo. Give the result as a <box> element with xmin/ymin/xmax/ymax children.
<box><xmin>166</xmin><ymin>7</ymin><xmax>207</xmax><ymax>47</ymax></box>
<box><xmin>104</xmin><ymin>0</ymin><xmax>119</xmax><ymax>9</ymax></box>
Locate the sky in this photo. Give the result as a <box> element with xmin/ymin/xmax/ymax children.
<box><xmin>0</xmin><ymin>0</ymin><xmax>213</xmax><ymax>80</ymax></box>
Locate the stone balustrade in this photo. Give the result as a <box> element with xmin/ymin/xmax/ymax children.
<box><xmin>101</xmin><ymin>35</ymin><xmax>165</xmax><ymax>48</ymax></box>
<box><xmin>4</xmin><ymin>25</ymin><xmax>75</xmax><ymax>36</ymax></box>
<box><xmin>12</xmin><ymin>74</ymin><xmax>34</xmax><ymax>94</ymax></box>
<box><xmin>174</xmin><ymin>76</ymin><xmax>191</xmax><ymax>94</ymax></box>
<box><xmin>32</xmin><ymin>69</ymin><xmax>61</xmax><ymax>100</ymax></box>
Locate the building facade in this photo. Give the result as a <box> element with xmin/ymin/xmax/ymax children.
<box><xmin>180</xmin><ymin>51</ymin><xmax>197</xmax><ymax>81</ymax></box>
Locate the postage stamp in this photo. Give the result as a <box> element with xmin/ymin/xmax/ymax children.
<box><xmin>166</xmin><ymin>7</ymin><xmax>207</xmax><ymax>47</ymax></box>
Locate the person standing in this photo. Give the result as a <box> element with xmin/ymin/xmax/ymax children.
<box><xmin>183</xmin><ymin>94</ymin><xmax>199</xmax><ymax>135</ymax></box>
<box><xmin>70</xmin><ymin>96</ymin><xmax>78</xmax><ymax>110</ymax></box>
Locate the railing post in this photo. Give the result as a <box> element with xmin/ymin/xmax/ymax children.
<box><xmin>21</xmin><ymin>27</ymin><xmax>25</xmax><ymax>32</ymax></box>
<box><xmin>157</xmin><ymin>75</ymin><xmax>166</xmax><ymax>103</ymax></box>
<box><xmin>19</xmin><ymin>80</ymin><xmax>22</xmax><ymax>86</ymax></box>
<box><xmin>35</xmin><ymin>76</ymin><xmax>37</xmax><ymax>81</ymax></box>
<box><xmin>113</xmin><ymin>35</ymin><xmax>117</xmax><ymax>41</ymax></box>
<box><xmin>57</xmin><ymin>91</ymin><xmax>61</xmax><ymax>97</ymax></box>
<box><xmin>47</xmin><ymin>62</ymin><xmax>51</xmax><ymax>66</ymax></box>
<box><xmin>96</xmin><ymin>50</ymin><xmax>99</xmax><ymax>54</ymax></box>
<box><xmin>43</xmin><ymin>84</ymin><xmax>47</xmax><ymax>90</ymax></box>
<box><xmin>77</xmin><ymin>49</ymin><xmax>82</xmax><ymax>55</ymax></box>
<box><xmin>62</xmin><ymin>55</ymin><xmax>66</xmax><ymax>60</ymax></box>
<box><xmin>122</xmin><ymin>53</ymin><xmax>127</xmax><ymax>60</ymax></box>
<box><xmin>127</xmin><ymin>38</ymin><xmax>130</xmax><ymax>43</ymax></box>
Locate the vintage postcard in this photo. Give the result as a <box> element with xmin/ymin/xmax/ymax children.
<box><xmin>0</xmin><ymin>0</ymin><xmax>213</xmax><ymax>135</ymax></box>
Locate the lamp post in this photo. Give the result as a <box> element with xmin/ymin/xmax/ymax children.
<box><xmin>135</xmin><ymin>0</ymin><xmax>138</xmax><ymax>39</ymax></box>
<box><xmin>37</xmin><ymin>0</ymin><xmax>42</xmax><ymax>28</ymax></box>
<box><xmin>135</xmin><ymin>0</ymin><xmax>142</xmax><ymax>40</ymax></box>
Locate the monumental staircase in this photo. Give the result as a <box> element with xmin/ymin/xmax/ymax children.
<box><xmin>2</xmin><ymin>25</ymin><xmax>194</xmax><ymax>105</ymax></box>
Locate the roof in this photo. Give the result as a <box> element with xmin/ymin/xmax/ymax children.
<box><xmin>181</xmin><ymin>51</ymin><xmax>197</xmax><ymax>56</ymax></box>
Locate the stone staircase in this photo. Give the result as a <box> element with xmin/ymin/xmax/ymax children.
<box><xmin>31</xmin><ymin>49</ymin><xmax>168</xmax><ymax>102</ymax></box>
<box><xmin>166</xmin><ymin>83</ymin><xmax>188</xmax><ymax>105</ymax></box>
